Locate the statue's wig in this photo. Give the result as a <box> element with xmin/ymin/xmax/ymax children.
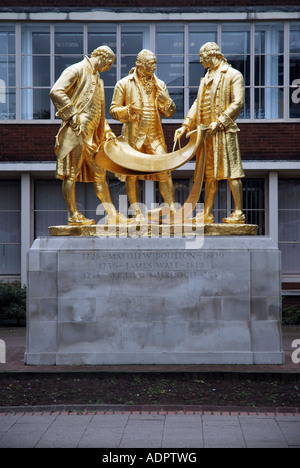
<box><xmin>91</xmin><ymin>45</ymin><xmax>115</xmax><ymax>61</ymax></box>
<box><xmin>136</xmin><ymin>49</ymin><xmax>156</xmax><ymax>67</ymax></box>
<box><xmin>200</xmin><ymin>42</ymin><xmax>228</xmax><ymax>63</ymax></box>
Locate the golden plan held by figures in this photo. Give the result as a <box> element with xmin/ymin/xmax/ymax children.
<box><xmin>95</xmin><ymin>126</ymin><xmax>207</xmax><ymax>175</ymax></box>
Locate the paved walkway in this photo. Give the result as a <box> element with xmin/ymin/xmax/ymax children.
<box><xmin>0</xmin><ymin>326</ymin><xmax>299</xmax><ymax>448</ymax></box>
<box><xmin>0</xmin><ymin>408</ymin><xmax>300</xmax><ymax>448</ymax></box>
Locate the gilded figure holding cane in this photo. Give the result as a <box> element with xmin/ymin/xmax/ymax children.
<box><xmin>50</xmin><ymin>45</ymin><xmax>126</xmax><ymax>225</ymax></box>
<box><xmin>175</xmin><ymin>42</ymin><xmax>246</xmax><ymax>224</ymax></box>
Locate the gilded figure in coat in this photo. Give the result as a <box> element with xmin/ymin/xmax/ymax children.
<box><xmin>110</xmin><ymin>49</ymin><xmax>177</xmax><ymax>222</ymax></box>
<box><xmin>50</xmin><ymin>45</ymin><xmax>126</xmax><ymax>225</ymax></box>
<box><xmin>175</xmin><ymin>42</ymin><xmax>245</xmax><ymax>224</ymax></box>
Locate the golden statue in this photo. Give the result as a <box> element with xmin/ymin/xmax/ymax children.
<box><xmin>50</xmin><ymin>45</ymin><xmax>126</xmax><ymax>226</ymax></box>
<box><xmin>175</xmin><ymin>42</ymin><xmax>246</xmax><ymax>224</ymax></box>
<box><xmin>109</xmin><ymin>49</ymin><xmax>177</xmax><ymax>222</ymax></box>
<box><xmin>49</xmin><ymin>43</ymin><xmax>257</xmax><ymax>237</ymax></box>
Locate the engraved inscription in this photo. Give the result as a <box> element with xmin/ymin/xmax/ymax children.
<box><xmin>82</xmin><ymin>251</ymin><xmax>225</xmax><ymax>281</ymax></box>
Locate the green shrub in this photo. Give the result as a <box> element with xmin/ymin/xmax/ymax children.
<box><xmin>282</xmin><ymin>304</ymin><xmax>300</xmax><ymax>326</ymax></box>
<box><xmin>0</xmin><ymin>282</ymin><xmax>26</xmax><ymax>325</ymax></box>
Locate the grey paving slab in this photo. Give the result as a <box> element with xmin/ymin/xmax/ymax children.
<box><xmin>164</xmin><ymin>414</ymin><xmax>202</xmax><ymax>427</ymax></box>
<box><xmin>0</xmin><ymin>412</ymin><xmax>299</xmax><ymax>448</ymax></box>
<box><xmin>129</xmin><ymin>414</ymin><xmax>165</xmax><ymax>421</ymax></box>
<box><xmin>202</xmin><ymin>415</ymin><xmax>246</xmax><ymax>448</ymax></box>
<box><xmin>162</xmin><ymin>426</ymin><xmax>203</xmax><ymax>448</ymax></box>
<box><xmin>162</xmin><ymin>414</ymin><xmax>203</xmax><ymax>447</ymax></box>
<box><xmin>36</xmin><ymin>414</ymin><xmax>93</xmax><ymax>448</ymax></box>
<box><xmin>77</xmin><ymin>413</ymin><xmax>130</xmax><ymax>448</ymax></box>
<box><xmin>0</xmin><ymin>415</ymin><xmax>56</xmax><ymax>448</ymax></box>
<box><xmin>119</xmin><ymin>416</ymin><xmax>165</xmax><ymax>448</ymax></box>
<box><xmin>86</xmin><ymin>413</ymin><xmax>130</xmax><ymax>427</ymax></box>
<box><xmin>276</xmin><ymin>417</ymin><xmax>300</xmax><ymax>447</ymax></box>
<box><xmin>0</xmin><ymin>414</ymin><xmax>21</xmax><ymax>437</ymax></box>
<box><xmin>239</xmin><ymin>416</ymin><xmax>289</xmax><ymax>448</ymax></box>
<box><xmin>78</xmin><ymin>427</ymin><xmax>125</xmax><ymax>448</ymax></box>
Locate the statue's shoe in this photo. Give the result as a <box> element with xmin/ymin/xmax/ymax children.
<box><xmin>130</xmin><ymin>212</ymin><xmax>147</xmax><ymax>224</ymax></box>
<box><xmin>68</xmin><ymin>213</ymin><xmax>95</xmax><ymax>225</ymax></box>
<box><xmin>222</xmin><ymin>212</ymin><xmax>245</xmax><ymax>224</ymax></box>
<box><xmin>106</xmin><ymin>213</ymin><xmax>130</xmax><ymax>225</ymax></box>
<box><xmin>192</xmin><ymin>212</ymin><xmax>214</xmax><ymax>224</ymax></box>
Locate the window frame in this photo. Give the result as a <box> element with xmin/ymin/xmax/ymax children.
<box><xmin>278</xmin><ymin>176</ymin><xmax>300</xmax><ymax>275</ymax></box>
<box><xmin>0</xmin><ymin>178</ymin><xmax>21</xmax><ymax>275</ymax></box>
<box><xmin>0</xmin><ymin>19</ymin><xmax>299</xmax><ymax>123</ymax></box>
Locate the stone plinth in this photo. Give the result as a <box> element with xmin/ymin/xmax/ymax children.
<box><xmin>25</xmin><ymin>236</ymin><xmax>284</xmax><ymax>365</ymax></box>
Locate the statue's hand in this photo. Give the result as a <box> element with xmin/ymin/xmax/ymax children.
<box><xmin>157</xmin><ymin>90</ymin><xmax>169</xmax><ymax>104</ymax></box>
<box><xmin>127</xmin><ymin>104</ymin><xmax>142</xmax><ymax>121</ymax></box>
<box><xmin>208</xmin><ymin>121</ymin><xmax>223</xmax><ymax>136</ymax></box>
<box><xmin>174</xmin><ymin>126</ymin><xmax>187</xmax><ymax>142</ymax></box>
<box><xmin>105</xmin><ymin>131</ymin><xmax>116</xmax><ymax>142</ymax></box>
<box><xmin>69</xmin><ymin>114</ymin><xmax>79</xmax><ymax>131</ymax></box>
<box><xmin>69</xmin><ymin>114</ymin><xmax>86</xmax><ymax>137</ymax></box>
<box><xmin>173</xmin><ymin>126</ymin><xmax>188</xmax><ymax>151</ymax></box>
